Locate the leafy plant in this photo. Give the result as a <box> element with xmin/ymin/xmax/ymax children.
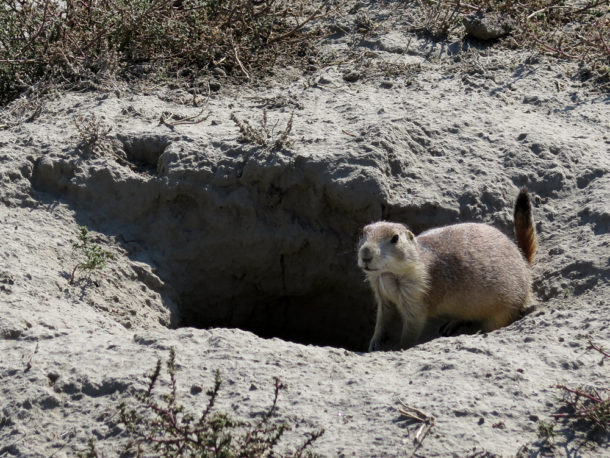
<box><xmin>70</xmin><ymin>226</ymin><xmax>114</xmax><ymax>285</ymax></box>
<box><xmin>117</xmin><ymin>347</ymin><xmax>323</xmax><ymax>457</ymax></box>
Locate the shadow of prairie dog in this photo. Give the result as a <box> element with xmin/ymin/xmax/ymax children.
<box><xmin>358</xmin><ymin>188</ymin><xmax>537</xmax><ymax>352</ymax></box>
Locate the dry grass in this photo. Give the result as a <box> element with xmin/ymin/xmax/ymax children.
<box><xmin>0</xmin><ymin>0</ymin><xmax>607</xmax><ymax>104</ymax></box>
<box><xmin>397</xmin><ymin>400</ymin><xmax>435</xmax><ymax>458</ymax></box>
<box><xmin>533</xmin><ymin>339</ymin><xmax>610</xmax><ymax>453</ymax></box>
<box><xmin>74</xmin><ymin>113</ymin><xmax>113</xmax><ymax>155</ymax></box>
<box><xmin>412</xmin><ymin>0</ymin><xmax>610</xmax><ymax>84</ymax></box>
<box><xmin>0</xmin><ymin>0</ymin><xmax>336</xmax><ymax>105</ymax></box>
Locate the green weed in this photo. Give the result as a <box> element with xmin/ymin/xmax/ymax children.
<box><xmin>70</xmin><ymin>226</ymin><xmax>114</xmax><ymax>285</ymax></box>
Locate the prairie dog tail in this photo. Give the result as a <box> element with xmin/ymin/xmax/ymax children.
<box><xmin>514</xmin><ymin>187</ymin><xmax>537</xmax><ymax>265</ymax></box>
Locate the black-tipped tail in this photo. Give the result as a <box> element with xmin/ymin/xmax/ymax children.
<box><xmin>514</xmin><ymin>187</ymin><xmax>537</xmax><ymax>265</ymax></box>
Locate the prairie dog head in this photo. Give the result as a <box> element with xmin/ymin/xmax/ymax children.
<box><xmin>358</xmin><ymin>221</ymin><xmax>419</xmax><ymax>275</ymax></box>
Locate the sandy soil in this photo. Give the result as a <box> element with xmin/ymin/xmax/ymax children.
<box><xmin>0</xmin><ymin>1</ymin><xmax>609</xmax><ymax>456</ymax></box>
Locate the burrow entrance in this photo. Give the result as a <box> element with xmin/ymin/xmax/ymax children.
<box><xmin>31</xmin><ymin>134</ymin><xmax>465</xmax><ymax>351</ymax></box>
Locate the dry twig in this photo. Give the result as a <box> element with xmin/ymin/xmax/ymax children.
<box><xmin>160</xmin><ymin>85</ymin><xmax>211</xmax><ymax>127</ymax></box>
<box><xmin>160</xmin><ymin>107</ymin><xmax>210</xmax><ymax>127</ymax></box>
<box><xmin>549</xmin><ymin>340</ymin><xmax>609</xmax><ymax>433</ymax></box>
<box><xmin>398</xmin><ymin>400</ymin><xmax>435</xmax><ymax>458</ymax></box>
<box><xmin>589</xmin><ymin>340</ymin><xmax>610</xmax><ymax>359</ymax></box>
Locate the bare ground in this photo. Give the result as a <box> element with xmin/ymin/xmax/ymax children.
<box><xmin>1</xmin><ymin>1</ymin><xmax>609</xmax><ymax>456</ymax></box>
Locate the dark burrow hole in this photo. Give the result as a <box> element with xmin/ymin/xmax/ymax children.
<box><xmin>30</xmin><ymin>142</ymin><xmax>491</xmax><ymax>352</ymax></box>
<box><xmin>145</xmin><ymin>202</ymin><xmax>483</xmax><ymax>352</ymax></box>
<box><xmin>171</xmin><ymin>255</ymin><xmax>474</xmax><ymax>352</ymax></box>
<box><xmin>117</xmin><ymin>134</ymin><xmax>169</xmax><ymax>173</ymax></box>
<box><xmin>178</xmin><ymin>289</ymin><xmax>375</xmax><ymax>352</ymax></box>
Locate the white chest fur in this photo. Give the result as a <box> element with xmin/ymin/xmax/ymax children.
<box><xmin>373</xmin><ymin>269</ymin><xmax>427</xmax><ymax>312</ymax></box>
<box><xmin>377</xmin><ymin>273</ymin><xmax>401</xmax><ymax>306</ymax></box>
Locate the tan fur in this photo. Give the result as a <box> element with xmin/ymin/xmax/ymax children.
<box><xmin>358</xmin><ymin>189</ymin><xmax>537</xmax><ymax>351</ymax></box>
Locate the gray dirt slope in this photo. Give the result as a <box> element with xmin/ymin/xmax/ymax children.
<box><xmin>1</xmin><ymin>1</ymin><xmax>609</xmax><ymax>456</ymax></box>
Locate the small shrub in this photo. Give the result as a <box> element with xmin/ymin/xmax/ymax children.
<box><xmin>0</xmin><ymin>0</ymin><xmax>333</xmax><ymax>105</ymax></box>
<box><xmin>117</xmin><ymin>347</ymin><xmax>323</xmax><ymax>457</ymax></box>
<box><xmin>74</xmin><ymin>113</ymin><xmax>113</xmax><ymax>155</ymax></box>
<box><xmin>411</xmin><ymin>0</ymin><xmax>610</xmax><ymax>85</ymax></box>
<box><xmin>413</xmin><ymin>0</ymin><xmax>462</xmax><ymax>38</ymax></box>
<box><xmin>70</xmin><ymin>226</ymin><xmax>114</xmax><ymax>285</ymax></box>
<box><xmin>231</xmin><ymin>109</ymin><xmax>294</xmax><ymax>151</ymax></box>
<box><xmin>550</xmin><ymin>341</ymin><xmax>609</xmax><ymax>434</ymax></box>
<box><xmin>537</xmin><ymin>420</ymin><xmax>556</xmax><ymax>444</ymax></box>
<box><xmin>553</xmin><ymin>384</ymin><xmax>610</xmax><ymax>432</ymax></box>
<box><xmin>530</xmin><ymin>339</ymin><xmax>610</xmax><ymax>451</ymax></box>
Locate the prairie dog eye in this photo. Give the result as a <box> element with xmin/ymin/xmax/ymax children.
<box><xmin>390</xmin><ymin>234</ymin><xmax>399</xmax><ymax>244</ymax></box>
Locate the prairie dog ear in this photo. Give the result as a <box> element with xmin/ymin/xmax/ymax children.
<box><xmin>405</xmin><ymin>230</ymin><xmax>415</xmax><ymax>241</ymax></box>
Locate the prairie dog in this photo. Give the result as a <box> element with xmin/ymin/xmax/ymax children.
<box><xmin>358</xmin><ymin>188</ymin><xmax>537</xmax><ymax>351</ymax></box>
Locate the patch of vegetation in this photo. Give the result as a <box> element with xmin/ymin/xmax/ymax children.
<box><xmin>553</xmin><ymin>383</ymin><xmax>609</xmax><ymax>432</ymax></box>
<box><xmin>536</xmin><ymin>419</ymin><xmax>556</xmax><ymax>444</ymax></box>
<box><xmin>74</xmin><ymin>113</ymin><xmax>113</xmax><ymax>156</ymax></box>
<box><xmin>0</xmin><ymin>0</ymin><xmax>336</xmax><ymax>105</ymax></box>
<box><xmin>231</xmin><ymin>109</ymin><xmax>294</xmax><ymax>151</ymax></box>
<box><xmin>71</xmin><ymin>226</ymin><xmax>114</xmax><ymax>285</ymax></box>
<box><xmin>550</xmin><ymin>341</ymin><xmax>609</xmax><ymax>434</ymax></box>
<box><xmin>532</xmin><ymin>339</ymin><xmax>609</xmax><ymax>453</ymax></box>
<box><xmin>1</xmin><ymin>0</ymin><xmax>606</xmax><ymax>101</ymax></box>
<box><xmin>413</xmin><ymin>0</ymin><xmax>610</xmax><ymax>85</ymax></box>
<box><xmin>414</xmin><ymin>0</ymin><xmax>463</xmax><ymax>38</ymax></box>
<box><xmin>103</xmin><ymin>347</ymin><xmax>324</xmax><ymax>457</ymax></box>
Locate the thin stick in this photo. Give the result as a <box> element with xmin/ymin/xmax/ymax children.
<box><xmin>555</xmin><ymin>385</ymin><xmax>605</xmax><ymax>403</ymax></box>
<box><xmin>160</xmin><ymin>106</ymin><xmax>209</xmax><ymax>127</ymax></box>
<box><xmin>398</xmin><ymin>400</ymin><xmax>435</xmax><ymax>458</ymax></box>
<box><xmin>398</xmin><ymin>400</ymin><xmax>432</xmax><ymax>422</ymax></box>
<box><xmin>232</xmin><ymin>38</ymin><xmax>251</xmax><ymax>81</ymax></box>
<box><xmin>266</xmin><ymin>6</ymin><xmax>324</xmax><ymax>45</ymax></box>
<box><xmin>589</xmin><ymin>340</ymin><xmax>610</xmax><ymax>359</ymax></box>
<box><xmin>160</xmin><ymin>85</ymin><xmax>211</xmax><ymax>127</ymax></box>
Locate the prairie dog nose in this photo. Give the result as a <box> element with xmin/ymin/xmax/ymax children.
<box><xmin>359</xmin><ymin>246</ymin><xmax>373</xmax><ymax>262</ymax></box>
